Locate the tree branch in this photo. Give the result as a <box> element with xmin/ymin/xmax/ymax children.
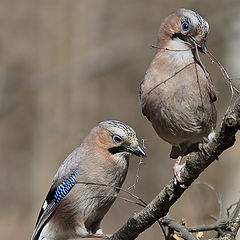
<box><xmin>187</xmin><ymin>221</ymin><xmax>227</xmax><ymax>233</ymax></box>
<box><xmin>160</xmin><ymin>216</ymin><xmax>197</xmax><ymax>240</ymax></box>
<box><xmin>109</xmin><ymin>96</ymin><xmax>240</xmax><ymax>240</ymax></box>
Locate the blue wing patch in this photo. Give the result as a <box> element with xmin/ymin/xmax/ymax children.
<box><xmin>32</xmin><ymin>168</ymin><xmax>80</xmax><ymax>240</ymax></box>
<box><xmin>53</xmin><ymin>169</ymin><xmax>79</xmax><ymax>203</ymax></box>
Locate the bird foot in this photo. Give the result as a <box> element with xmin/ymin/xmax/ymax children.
<box><xmin>199</xmin><ymin>142</ymin><xmax>205</xmax><ymax>151</ymax></box>
<box><xmin>86</xmin><ymin>233</ymin><xmax>112</xmax><ymax>239</ymax></box>
<box><xmin>199</xmin><ymin>140</ymin><xmax>210</xmax><ymax>154</ymax></box>
<box><xmin>173</xmin><ymin>161</ymin><xmax>186</xmax><ymax>188</ymax></box>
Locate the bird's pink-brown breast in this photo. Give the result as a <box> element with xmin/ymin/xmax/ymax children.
<box><xmin>140</xmin><ymin>51</ymin><xmax>216</xmax><ymax>146</ymax></box>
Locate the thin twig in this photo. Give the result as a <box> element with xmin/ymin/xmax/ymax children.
<box><xmin>147</xmin><ymin>62</ymin><xmax>195</xmax><ymax>95</ymax></box>
<box><xmin>227</xmin><ymin>202</ymin><xmax>238</xmax><ymax>218</ymax></box>
<box><xmin>187</xmin><ymin>198</ymin><xmax>240</xmax><ymax>238</ymax></box>
<box><xmin>193</xmin><ymin>61</ymin><xmax>204</xmax><ymax>121</ymax></box>
<box><xmin>76</xmin><ymin>181</ymin><xmax>147</xmax><ymax>207</ymax></box>
<box><xmin>229</xmin><ymin>199</ymin><xmax>240</xmax><ymax>220</ymax></box>
<box><xmin>228</xmin><ymin>200</ymin><xmax>240</xmax><ymax>236</ymax></box>
<box><xmin>76</xmin><ymin>181</ymin><xmax>167</xmax><ymax>239</ymax></box>
<box><xmin>187</xmin><ymin>221</ymin><xmax>227</xmax><ymax>233</ymax></box>
<box><xmin>195</xmin><ymin>181</ymin><xmax>223</xmax><ymax>221</ymax></box>
<box><xmin>193</xmin><ymin>42</ymin><xmax>208</xmax><ymax>78</ymax></box>
<box><xmin>128</xmin><ymin>139</ymin><xmax>147</xmax><ymax>190</ymax></box>
<box><xmin>151</xmin><ymin>45</ymin><xmax>193</xmax><ymax>52</ymax></box>
<box><xmin>86</xmin><ymin>195</ymin><xmax>146</xmax><ymax>208</ymax></box>
<box><xmin>160</xmin><ymin>216</ymin><xmax>197</xmax><ymax>240</ymax></box>
<box><xmin>151</xmin><ymin>43</ymin><xmax>240</xmax><ymax>108</ymax></box>
<box><xmin>128</xmin><ymin>157</ymin><xmax>145</xmax><ymax>190</ymax></box>
<box><xmin>206</xmin><ymin>50</ymin><xmax>240</xmax><ymax>96</ymax></box>
<box><xmin>127</xmin><ymin>139</ymin><xmax>145</xmax><ymax>190</ymax></box>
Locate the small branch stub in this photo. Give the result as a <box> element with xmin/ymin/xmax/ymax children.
<box><xmin>225</xmin><ymin>114</ymin><xmax>237</xmax><ymax>127</ymax></box>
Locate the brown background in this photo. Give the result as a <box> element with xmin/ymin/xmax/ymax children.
<box><xmin>1</xmin><ymin>0</ymin><xmax>240</xmax><ymax>239</ymax></box>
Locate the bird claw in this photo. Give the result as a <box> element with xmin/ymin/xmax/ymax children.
<box><xmin>86</xmin><ymin>229</ymin><xmax>112</xmax><ymax>239</ymax></box>
<box><xmin>86</xmin><ymin>233</ymin><xmax>112</xmax><ymax>239</ymax></box>
<box><xmin>199</xmin><ymin>141</ymin><xmax>209</xmax><ymax>155</ymax></box>
<box><xmin>173</xmin><ymin>162</ymin><xmax>186</xmax><ymax>188</ymax></box>
<box><xmin>95</xmin><ymin>229</ymin><xmax>104</xmax><ymax>235</ymax></box>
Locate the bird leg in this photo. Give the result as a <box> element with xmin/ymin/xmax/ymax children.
<box><xmin>173</xmin><ymin>155</ymin><xmax>186</xmax><ymax>188</ymax></box>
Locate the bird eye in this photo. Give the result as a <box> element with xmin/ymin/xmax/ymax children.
<box><xmin>182</xmin><ymin>22</ymin><xmax>189</xmax><ymax>32</ymax></box>
<box><xmin>112</xmin><ymin>135</ymin><xmax>123</xmax><ymax>144</ymax></box>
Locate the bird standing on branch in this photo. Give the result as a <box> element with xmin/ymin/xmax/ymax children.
<box><xmin>31</xmin><ymin>120</ymin><xmax>146</xmax><ymax>240</ymax></box>
<box><xmin>139</xmin><ymin>8</ymin><xmax>217</xmax><ymax>184</ymax></box>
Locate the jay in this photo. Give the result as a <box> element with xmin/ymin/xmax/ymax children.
<box><xmin>139</xmin><ymin>8</ymin><xmax>217</xmax><ymax>183</ymax></box>
<box><xmin>31</xmin><ymin>120</ymin><xmax>146</xmax><ymax>239</ymax></box>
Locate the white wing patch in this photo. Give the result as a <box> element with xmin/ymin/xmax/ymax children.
<box><xmin>43</xmin><ymin>200</ymin><xmax>48</xmax><ymax>211</ymax></box>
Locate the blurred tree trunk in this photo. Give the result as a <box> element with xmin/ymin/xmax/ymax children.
<box><xmin>0</xmin><ymin>1</ymin><xmax>239</xmax><ymax>240</ymax></box>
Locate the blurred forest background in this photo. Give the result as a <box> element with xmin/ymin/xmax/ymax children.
<box><xmin>1</xmin><ymin>0</ymin><xmax>240</xmax><ymax>239</ymax></box>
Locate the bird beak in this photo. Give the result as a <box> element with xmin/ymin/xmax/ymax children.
<box><xmin>189</xmin><ymin>37</ymin><xmax>207</xmax><ymax>54</ymax></box>
<box><xmin>198</xmin><ymin>39</ymin><xmax>207</xmax><ymax>54</ymax></box>
<box><xmin>127</xmin><ymin>145</ymin><xmax>146</xmax><ymax>158</ymax></box>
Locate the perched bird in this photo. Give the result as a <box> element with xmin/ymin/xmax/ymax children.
<box><xmin>31</xmin><ymin>120</ymin><xmax>146</xmax><ymax>240</ymax></box>
<box><xmin>139</xmin><ymin>8</ymin><xmax>217</xmax><ymax>182</ymax></box>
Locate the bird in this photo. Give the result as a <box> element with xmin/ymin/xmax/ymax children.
<box><xmin>31</xmin><ymin>120</ymin><xmax>146</xmax><ymax>240</ymax></box>
<box><xmin>139</xmin><ymin>8</ymin><xmax>217</xmax><ymax>183</ymax></box>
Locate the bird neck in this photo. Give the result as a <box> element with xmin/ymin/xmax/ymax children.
<box><xmin>156</xmin><ymin>38</ymin><xmax>194</xmax><ymax>66</ymax></box>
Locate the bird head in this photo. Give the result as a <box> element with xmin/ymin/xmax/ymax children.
<box><xmin>158</xmin><ymin>8</ymin><xmax>209</xmax><ymax>53</ymax></box>
<box><xmin>97</xmin><ymin>120</ymin><xmax>146</xmax><ymax>159</ymax></box>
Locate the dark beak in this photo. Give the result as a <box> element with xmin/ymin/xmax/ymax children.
<box><xmin>190</xmin><ymin>37</ymin><xmax>207</xmax><ymax>54</ymax></box>
<box><xmin>127</xmin><ymin>145</ymin><xmax>146</xmax><ymax>158</ymax></box>
<box><xmin>199</xmin><ymin>39</ymin><xmax>207</xmax><ymax>54</ymax></box>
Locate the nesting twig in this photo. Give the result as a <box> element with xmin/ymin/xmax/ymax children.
<box><xmin>206</xmin><ymin>50</ymin><xmax>240</xmax><ymax>96</ymax></box>
<box><xmin>151</xmin><ymin>45</ymin><xmax>193</xmax><ymax>52</ymax></box>
<box><xmin>86</xmin><ymin>195</ymin><xmax>146</xmax><ymax>208</ymax></box>
<box><xmin>128</xmin><ymin>139</ymin><xmax>146</xmax><ymax>190</ymax></box>
<box><xmin>76</xmin><ymin>181</ymin><xmax>147</xmax><ymax>207</ymax></box>
<box><xmin>147</xmin><ymin>62</ymin><xmax>195</xmax><ymax>95</ymax></box>
<box><xmin>128</xmin><ymin>158</ymin><xmax>145</xmax><ymax>190</ymax></box>
<box><xmin>151</xmin><ymin>43</ymin><xmax>240</xmax><ymax>105</ymax></box>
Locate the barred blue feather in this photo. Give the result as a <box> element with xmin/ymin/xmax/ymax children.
<box><xmin>53</xmin><ymin>169</ymin><xmax>79</xmax><ymax>203</ymax></box>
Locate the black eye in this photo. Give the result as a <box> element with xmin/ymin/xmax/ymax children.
<box><xmin>113</xmin><ymin>135</ymin><xmax>123</xmax><ymax>144</ymax></box>
<box><xmin>182</xmin><ymin>22</ymin><xmax>189</xmax><ymax>31</ymax></box>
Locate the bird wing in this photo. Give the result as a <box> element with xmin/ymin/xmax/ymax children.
<box><xmin>195</xmin><ymin>59</ymin><xmax>217</xmax><ymax>103</ymax></box>
<box><xmin>139</xmin><ymin>83</ymin><xmax>151</xmax><ymax>121</ymax></box>
<box><xmin>207</xmin><ymin>81</ymin><xmax>217</xmax><ymax>102</ymax></box>
<box><xmin>31</xmin><ymin>149</ymin><xmax>82</xmax><ymax>240</ymax></box>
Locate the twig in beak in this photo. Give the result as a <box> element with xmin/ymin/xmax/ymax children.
<box><xmin>206</xmin><ymin>49</ymin><xmax>240</xmax><ymax>97</ymax></box>
<box><xmin>151</xmin><ymin>45</ymin><xmax>193</xmax><ymax>52</ymax></box>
